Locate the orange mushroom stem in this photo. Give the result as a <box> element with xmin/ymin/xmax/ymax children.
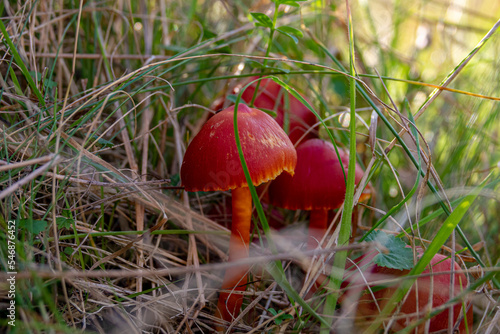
<box><xmin>180</xmin><ymin>104</ymin><xmax>297</xmax><ymax>328</ymax></box>
<box><xmin>215</xmin><ymin>187</ymin><xmax>251</xmax><ymax>322</ymax></box>
<box><xmin>308</xmin><ymin>208</ymin><xmax>329</xmax><ymax>250</ymax></box>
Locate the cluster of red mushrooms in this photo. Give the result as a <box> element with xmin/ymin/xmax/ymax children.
<box><xmin>180</xmin><ymin>78</ymin><xmax>473</xmax><ymax>332</ymax></box>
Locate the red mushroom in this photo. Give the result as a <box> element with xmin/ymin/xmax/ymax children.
<box><xmin>241</xmin><ymin>78</ymin><xmax>318</xmax><ymax>145</ymax></box>
<box><xmin>180</xmin><ymin>104</ymin><xmax>297</xmax><ymax>325</ymax></box>
<box><xmin>213</xmin><ymin>77</ymin><xmax>318</xmax><ymax>145</ymax></box>
<box><xmin>342</xmin><ymin>248</ymin><xmax>473</xmax><ymax>333</ymax></box>
<box><xmin>268</xmin><ymin>138</ymin><xmax>368</xmax><ymax>250</ymax></box>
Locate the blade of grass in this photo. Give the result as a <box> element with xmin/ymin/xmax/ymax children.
<box><xmin>0</xmin><ymin>19</ymin><xmax>46</xmax><ymax>107</ymax></box>
<box><xmin>249</xmin><ymin>1</ymin><xmax>280</xmax><ymax>107</ymax></box>
<box><xmin>322</xmin><ymin>2</ymin><xmax>356</xmax><ymax>331</ymax></box>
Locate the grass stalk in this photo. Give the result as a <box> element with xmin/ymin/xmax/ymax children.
<box><xmin>321</xmin><ymin>1</ymin><xmax>357</xmax><ymax>331</ymax></box>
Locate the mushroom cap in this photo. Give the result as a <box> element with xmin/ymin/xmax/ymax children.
<box><xmin>268</xmin><ymin>138</ymin><xmax>365</xmax><ymax>210</ymax></box>
<box><xmin>343</xmin><ymin>247</ymin><xmax>473</xmax><ymax>333</ymax></box>
<box><xmin>181</xmin><ymin>104</ymin><xmax>297</xmax><ymax>192</ymax></box>
<box><xmin>239</xmin><ymin>78</ymin><xmax>318</xmax><ymax>145</ymax></box>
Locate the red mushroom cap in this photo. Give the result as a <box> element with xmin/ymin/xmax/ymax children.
<box><xmin>268</xmin><ymin>138</ymin><xmax>365</xmax><ymax>211</ymax></box>
<box><xmin>181</xmin><ymin>104</ymin><xmax>297</xmax><ymax>192</ymax></box>
<box><xmin>344</xmin><ymin>248</ymin><xmax>473</xmax><ymax>333</ymax></box>
<box><xmin>239</xmin><ymin>78</ymin><xmax>318</xmax><ymax>145</ymax></box>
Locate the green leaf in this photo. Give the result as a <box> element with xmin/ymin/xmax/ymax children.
<box><xmin>250</xmin><ymin>12</ymin><xmax>273</xmax><ymax>29</ymax></box>
<box><xmin>274</xmin><ymin>0</ymin><xmax>306</xmax><ymax>5</ymax></box>
<box><xmin>268</xmin><ymin>308</ymin><xmax>278</xmax><ymax>316</ymax></box>
<box><xmin>29</xmin><ymin>71</ymin><xmax>42</xmax><ymax>82</ymax></box>
<box><xmin>277</xmin><ymin>26</ymin><xmax>303</xmax><ymax>37</ymax></box>
<box><xmin>56</xmin><ymin>217</ymin><xmax>74</xmax><ymax>229</ymax></box>
<box><xmin>202</xmin><ymin>28</ymin><xmax>217</xmax><ymax>40</ymax></box>
<box><xmin>365</xmin><ymin>231</ymin><xmax>414</xmax><ymax>270</ymax></box>
<box><xmin>276</xmin><ymin>0</ymin><xmax>299</xmax><ymax>7</ymax></box>
<box><xmin>277</xmin><ymin>26</ymin><xmax>303</xmax><ymax>44</ymax></box>
<box><xmin>18</xmin><ymin>219</ymin><xmax>48</xmax><ymax>234</ymax></box>
<box><xmin>43</xmin><ymin>79</ymin><xmax>57</xmax><ymax>89</ymax></box>
<box><xmin>268</xmin><ymin>308</ymin><xmax>293</xmax><ymax>325</ymax></box>
<box><xmin>254</xmin><ymin>22</ymin><xmax>270</xmax><ymax>28</ymax></box>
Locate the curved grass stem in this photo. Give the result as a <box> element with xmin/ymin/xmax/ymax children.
<box><xmin>250</xmin><ymin>2</ymin><xmax>280</xmax><ymax>107</ymax></box>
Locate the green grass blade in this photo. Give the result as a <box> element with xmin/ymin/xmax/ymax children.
<box><xmin>322</xmin><ymin>2</ymin><xmax>357</xmax><ymax>331</ymax></box>
<box><xmin>0</xmin><ymin>19</ymin><xmax>46</xmax><ymax>107</ymax></box>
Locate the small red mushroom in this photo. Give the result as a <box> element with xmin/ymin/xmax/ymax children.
<box><xmin>213</xmin><ymin>77</ymin><xmax>318</xmax><ymax>145</ymax></box>
<box><xmin>343</xmin><ymin>248</ymin><xmax>473</xmax><ymax>333</ymax></box>
<box><xmin>268</xmin><ymin>138</ymin><xmax>368</xmax><ymax>250</ymax></box>
<box><xmin>180</xmin><ymin>104</ymin><xmax>297</xmax><ymax>326</ymax></box>
<box><xmin>241</xmin><ymin>78</ymin><xmax>318</xmax><ymax>145</ymax></box>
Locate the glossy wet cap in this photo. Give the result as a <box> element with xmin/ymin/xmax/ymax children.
<box><xmin>268</xmin><ymin>138</ymin><xmax>365</xmax><ymax>210</ymax></box>
<box><xmin>240</xmin><ymin>78</ymin><xmax>318</xmax><ymax>145</ymax></box>
<box><xmin>181</xmin><ymin>104</ymin><xmax>297</xmax><ymax>192</ymax></box>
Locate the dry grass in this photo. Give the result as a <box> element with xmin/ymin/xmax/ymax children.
<box><xmin>1</xmin><ymin>0</ymin><xmax>499</xmax><ymax>333</ymax></box>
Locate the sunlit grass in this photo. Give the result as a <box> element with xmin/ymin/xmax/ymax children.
<box><xmin>0</xmin><ymin>0</ymin><xmax>499</xmax><ymax>332</ymax></box>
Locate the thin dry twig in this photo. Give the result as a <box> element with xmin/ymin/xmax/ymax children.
<box><xmin>0</xmin><ymin>154</ymin><xmax>55</xmax><ymax>172</ymax></box>
<box><xmin>0</xmin><ymin>156</ymin><xmax>62</xmax><ymax>201</ymax></box>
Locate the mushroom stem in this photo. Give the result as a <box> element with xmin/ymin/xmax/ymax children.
<box><xmin>305</xmin><ymin>208</ymin><xmax>330</xmax><ymax>299</ymax></box>
<box><xmin>215</xmin><ymin>186</ymin><xmax>252</xmax><ymax>326</ymax></box>
<box><xmin>308</xmin><ymin>208</ymin><xmax>329</xmax><ymax>250</ymax></box>
<box><xmin>306</xmin><ymin>207</ymin><xmax>362</xmax><ymax>297</ymax></box>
